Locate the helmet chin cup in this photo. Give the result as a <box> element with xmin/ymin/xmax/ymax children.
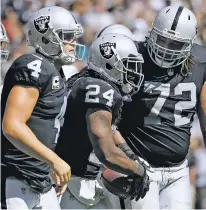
<box><xmin>121</xmin><ymin>83</ymin><xmax>133</xmax><ymax>94</ymax></box>
<box><xmin>59</xmin><ymin>52</ymin><xmax>75</xmax><ymax>65</ymax></box>
<box><xmin>154</xmin><ymin>55</ymin><xmax>176</xmax><ymax>68</ymax></box>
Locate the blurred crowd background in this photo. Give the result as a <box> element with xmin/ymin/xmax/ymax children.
<box><xmin>1</xmin><ymin>0</ymin><xmax>206</xmax><ymax>208</ymax></box>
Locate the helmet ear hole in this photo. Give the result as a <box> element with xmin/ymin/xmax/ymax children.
<box><xmin>106</xmin><ymin>63</ymin><xmax>113</xmax><ymax>70</ymax></box>
<box><xmin>42</xmin><ymin>37</ymin><xmax>49</xmax><ymax>44</ymax></box>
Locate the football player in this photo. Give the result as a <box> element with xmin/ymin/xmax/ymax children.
<box><xmin>0</xmin><ymin>22</ymin><xmax>9</xmax><ymax>65</ymax></box>
<box><xmin>1</xmin><ymin>6</ymin><xmax>85</xmax><ymax>209</ymax></box>
<box><xmin>0</xmin><ymin>22</ymin><xmax>10</xmax><ymax>95</ymax></box>
<box><xmin>110</xmin><ymin>5</ymin><xmax>206</xmax><ymax>209</ymax></box>
<box><xmin>55</xmin><ymin>33</ymin><xmax>149</xmax><ymax>209</ymax></box>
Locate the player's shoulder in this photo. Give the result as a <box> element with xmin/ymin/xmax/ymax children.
<box><xmin>11</xmin><ymin>53</ymin><xmax>56</xmax><ymax>74</ymax></box>
<box><xmin>6</xmin><ymin>53</ymin><xmax>59</xmax><ymax>92</ymax></box>
<box><xmin>84</xmin><ymin>77</ymin><xmax>115</xmax><ymax>90</ymax></box>
<box><xmin>12</xmin><ymin>53</ymin><xmax>41</xmax><ymax>66</ymax></box>
<box><xmin>191</xmin><ymin>43</ymin><xmax>206</xmax><ymax>63</ymax></box>
<box><xmin>71</xmin><ymin>70</ymin><xmax>118</xmax><ymax>93</ymax></box>
<box><xmin>70</xmin><ymin>69</ymin><xmax>122</xmax><ymax>107</ymax></box>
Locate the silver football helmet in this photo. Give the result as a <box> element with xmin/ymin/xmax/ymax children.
<box><xmin>147</xmin><ymin>5</ymin><xmax>197</xmax><ymax>68</ymax></box>
<box><xmin>96</xmin><ymin>24</ymin><xmax>134</xmax><ymax>40</ymax></box>
<box><xmin>88</xmin><ymin>34</ymin><xmax>144</xmax><ymax>94</ymax></box>
<box><xmin>27</xmin><ymin>6</ymin><xmax>85</xmax><ymax>65</ymax></box>
<box><xmin>0</xmin><ymin>22</ymin><xmax>9</xmax><ymax>65</ymax></box>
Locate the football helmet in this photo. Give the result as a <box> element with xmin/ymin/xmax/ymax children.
<box><xmin>147</xmin><ymin>5</ymin><xmax>197</xmax><ymax>68</ymax></box>
<box><xmin>27</xmin><ymin>6</ymin><xmax>85</xmax><ymax>65</ymax></box>
<box><xmin>0</xmin><ymin>22</ymin><xmax>9</xmax><ymax>64</ymax></box>
<box><xmin>88</xmin><ymin>33</ymin><xmax>144</xmax><ymax>94</ymax></box>
<box><xmin>96</xmin><ymin>24</ymin><xmax>134</xmax><ymax>40</ymax></box>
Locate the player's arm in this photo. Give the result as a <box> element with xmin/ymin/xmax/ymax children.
<box><xmin>197</xmin><ymin>81</ymin><xmax>206</xmax><ymax>145</ymax></box>
<box><xmin>113</xmin><ymin>129</ymin><xmax>137</xmax><ymax>159</ymax></box>
<box><xmin>2</xmin><ymin>85</ymin><xmax>63</xmax><ymax>165</ymax></box>
<box><xmin>86</xmin><ymin>108</ymin><xmax>144</xmax><ymax>176</ymax></box>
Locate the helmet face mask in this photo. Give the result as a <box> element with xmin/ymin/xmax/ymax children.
<box><xmin>113</xmin><ymin>53</ymin><xmax>144</xmax><ymax>90</ymax></box>
<box><xmin>147</xmin><ymin>5</ymin><xmax>197</xmax><ymax>68</ymax></box>
<box><xmin>88</xmin><ymin>34</ymin><xmax>144</xmax><ymax>94</ymax></box>
<box><xmin>147</xmin><ymin>27</ymin><xmax>194</xmax><ymax>68</ymax></box>
<box><xmin>0</xmin><ymin>23</ymin><xmax>9</xmax><ymax>64</ymax></box>
<box><xmin>27</xmin><ymin>6</ymin><xmax>85</xmax><ymax>65</ymax></box>
<box><xmin>1</xmin><ymin>40</ymin><xmax>10</xmax><ymax>63</ymax></box>
<box><xmin>46</xmin><ymin>27</ymin><xmax>85</xmax><ymax>63</ymax></box>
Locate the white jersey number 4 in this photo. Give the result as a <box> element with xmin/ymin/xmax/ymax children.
<box><xmin>27</xmin><ymin>60</ymin><xmax>42</xmax><ymax>78</ymax></box>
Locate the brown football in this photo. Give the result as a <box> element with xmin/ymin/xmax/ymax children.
<box><xmin>102</xmin><ymin>169</ymin><xmax>136</xmax><ymax>199</ymax></box>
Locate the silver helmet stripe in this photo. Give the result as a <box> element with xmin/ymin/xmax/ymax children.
<box><xmin>97</xmin><ymin>25</ymin><xmax>112</xmax><ymax>38</ymax></box>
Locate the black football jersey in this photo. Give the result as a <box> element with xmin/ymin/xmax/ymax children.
<box><xmin>1</xmin><ymin>53</ymin><xmax>67</xmax><ymax>193</ymax></box>
<box><xmin>119</xmin><ymin>42</ymin><xmax>206</xmax><ymax>167</ymax></box>
<box><xmin>55</xmin><ymin>69</ymin><xmax>123</xmax><ymax>179</ymax></box>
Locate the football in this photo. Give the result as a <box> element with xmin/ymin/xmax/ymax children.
<box><xmin>101</xmin><ymin>168</ymin><xmax>138</xmax><ymax>199</ymax></box>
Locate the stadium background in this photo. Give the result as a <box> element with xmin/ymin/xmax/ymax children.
<box><xmin>1</xmin><ymin>0</ymin><xmax>206</xmax><ymax>208</ymax></box>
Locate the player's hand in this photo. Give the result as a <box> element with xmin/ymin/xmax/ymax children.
<box><xmin>50</xmin><ymin>157</ymin><xmax>71</xmax><ymax>187</ymax></box>
<box><xmin>55</xmin><ymin>183</ymin><xmax>68</xmax><ymax>196</ymax></box>
<box><xmin>129</xmin><ymin>156</ymin><xmax>152</xmax><ymax>201</ymax></box>
<box><xmin>130</xmin><ymin>165</ymin><xmax>150</xmax><ymax>201</ymax></box>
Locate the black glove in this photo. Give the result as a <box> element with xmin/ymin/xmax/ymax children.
<box><xmin>117</xmin><ymin>143</ymin><xmax>152</xmax><ymax>201</ymax></box>
<box><xmin>130</xmin><ymin>164</ymin><xmax>150</xmax><ymax>201</ymax></box>
<box><xmin>102</xmin><ymin>166</ymin><xmax>149</xmax><ymax>201</ymax></box>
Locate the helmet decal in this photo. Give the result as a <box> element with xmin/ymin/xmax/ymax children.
<box><xmin>34</xmin><ymin>16</ymin><xmax>51</xmax><ymax>34</ymax></box>
<box><xmin>99</xmin><ymin>42</ymin><xmax>116</xmax><ymax>59</ymax></box>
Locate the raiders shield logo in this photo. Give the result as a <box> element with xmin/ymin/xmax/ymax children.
<box><xmin>34</xmin><ymin>16</ymin><xmax>50</xmax><ymax>34</ymax></box>
<box><xmin>99</xmin><ymin>42</ymin><xmax>116</xmax><ymax>59</ymax></box>
<box><xmin>52</xmin><ymin>76</ymin><xmax>60</xmax><ymax>89</ymax></box>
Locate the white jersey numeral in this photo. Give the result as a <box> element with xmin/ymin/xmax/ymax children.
<box><xmin>85</xmin><ymin>85</ymin><xmax>100</xmax><ymax>103</ymax></box>
<box><xmin>103</xmin><ymin>89</ymin><xmax>114</xmax><ymax>107</ymax></box>
<box><xmin>144</xmin><ymin>82</ymin><xmax>196</xmax><ymax>126</ymax></box>
<box><xmin>27</xmin><ymin>60</ymin><xmax>42</xmax><ymax>78</ymax></box>
<box><xmin>85</xmin><ymin>85</ymin><xmax>114</xmax><ymax>107</ymax></box>
<box><xmin>174</xmin><ymin>83</ymin><xmax>196</xmax><ymax>126</ymax></box>
<box><xmin>145</xmin><ymin>84</ymin><xmax>170</xmax><ymax>125</ymax></box>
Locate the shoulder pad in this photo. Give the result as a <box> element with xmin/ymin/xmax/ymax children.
<box><xmin>10</xmin><ymin>53</ymin><xmax>54</xmax><ymax>93</ymax></box>
<box><xmin>191</xmin><ymin>44</ymin><xmax>206</xmax><ymax>63</ymax></box>
<box><xmin>72</xmin><ymin>77</ymin><xmax>121</xmax><ymax>109</ymax></box>
<box><xmin>84</xmin><ymin>77</ymin><xmax>114</xmax><ymax>90</ymax></box>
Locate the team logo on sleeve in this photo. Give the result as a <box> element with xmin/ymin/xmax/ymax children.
<box><xmin>52</xmin><ymin>76</ymin><xmax>60</xmax><ymax>89</ymax></box>
<box><xmin>34</xmin><ymin>16</ymin><xmax>50</xmax><ymax>34</ymax></box>
<box><xmin>99</xmin><ymin>42</ymin><xmax>116</xmax><ymax>59</ymax></box>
